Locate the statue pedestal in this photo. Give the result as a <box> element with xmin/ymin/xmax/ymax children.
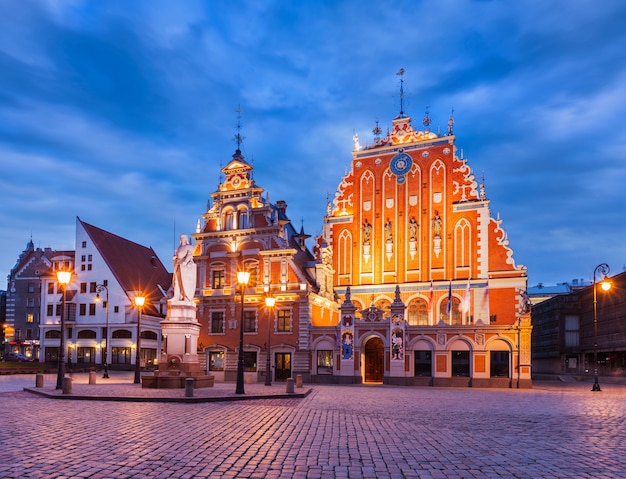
<box><xmin>141</xmin><ymin>301</ymin><xmax>214</xmax><ymax>389</ymax></box>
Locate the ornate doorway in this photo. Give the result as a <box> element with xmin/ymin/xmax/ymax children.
<box><xmin>364</xmin><ymin>337</ymin><xmax>384</xmax><ymax>382</ymax></box>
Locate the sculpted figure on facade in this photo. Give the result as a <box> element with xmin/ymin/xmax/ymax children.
<box><xmin>362</xmin><ymin>219</ymin><xmax>372</xmax><ymax>246</ymax></box>
<box><xmin>171</xmin><ymin>234</ymin><xmax>197</xmax><ymax>303</ymax></box>
<box><xmin>433</xmin><ymin>211</ymin><xmax>442</xmax><ymax>238</ymax></box>
<box><xmin>409</xmin><ymin>217</ymin><xmax>418</xmax><ymax>241</ymax></box>
<box><xmin>385</xmin><ymin>219</ymin><xmax>392</xmax><ymax>243</ymax></box>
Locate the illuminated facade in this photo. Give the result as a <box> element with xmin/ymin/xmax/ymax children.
<box><xmin>312</xmin><ymin>107</ymin><xmax>532</xmax><ymax>387</ymax></box>
<box><xmin>193</xmin><ymin>149</ymin><xmax>337</xmax><ymax>383</ymax></box>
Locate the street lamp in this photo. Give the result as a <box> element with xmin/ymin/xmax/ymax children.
<box><xmin>264</xmin><ymin>295</ymin><xmax>276</xmax><ymax>386</ymax></box>
<box><xmin>235</xmin><ymin>269</ymin><xmax>251</xmax><ymax>394</ymax></box>
<box><xmin>591</xmin><ymin>263</ymin><xmax>611</xmax><ymax>392</ymax></box>
<box><xmin>55</xmin><ymin>270</ymin><xmax>72</xmax><ymax>390</ymax></box>
<box><xmin>134</xmin><ymin>294</ymin><xmax>145</xmax><ymax>384</ymax></box>
<box><xmin>95</xmin><ymin>284</ymin><xmax>109</xmax><ymax>379</ymax></box>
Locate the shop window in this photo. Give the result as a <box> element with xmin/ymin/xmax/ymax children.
<box><xmin>209</xmin><ymin>351</ymin><xmax>224</xmax><ymax>371</ymax></box>
<box><xmin>77</xmin><ymin>347</ymin><xmax>96</xmax><ymax>364</ymax></box>
<box><xmin>414</xmin><ymin>350</ymin><xmax>432</xmax><ymax>376</ymax></box>
<box><xmin>452</xmin><ymin>350</ymin><xmax>470</xmax><ymax>377</ymax></box>
<box><xmin>317</xmin><ymin>350</ymin><xmax>333</xmax><ymax>375</ymax></box>
<box><xmin>490</xmin><ymin>351</ymin><xmax>509</xmax><ymax>378</ymax></box>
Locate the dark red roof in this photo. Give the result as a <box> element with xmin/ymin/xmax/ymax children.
<box><xmin>79</xmin><ymin>218</ymin><xmax>172</xmax><ymax>316</ymax></box>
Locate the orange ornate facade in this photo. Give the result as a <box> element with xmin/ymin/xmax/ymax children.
<box><xmin>313</xmin><ymin>109</ymin><xmax>532</xmax><ymax>387</ymax></box>
<box><xmin>193</xmin><ymin>149</ymin><xmax>337</xmax><ymax>383</ymax></box>
<box><xmin>193</xmin><ymin>105</ymin><xmax>531</xmax><ymax>388</ymax></box>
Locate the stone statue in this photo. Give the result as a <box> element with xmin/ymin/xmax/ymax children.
<box><xmin>433</xmin><ymin>211</ymin><xmax>442</xmax><ymax>238</ymax></box>
<box><xmin>385</xmin><ymin>219</ymin><xmax>392</xmax><ymax>242</ymax></box>
<box><xmin>171</xmin><ymin>234</ymin><xmax>196</xmax><ymax>303</ymax></box>
<box><xmin>363</xmin><ymin>220</ymin><xmax>372</xmax><ymax>245</ymax></box>
<box><xmin>409</xmin><ymin>217</ymin><xmax>418</xmax><ymax>241</ymax></box>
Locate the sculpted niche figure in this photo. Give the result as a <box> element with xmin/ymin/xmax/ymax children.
<box><xmin>172</xmin><ymin>234</ymin><xmax>197</xmax><ymax>303</ymax></box>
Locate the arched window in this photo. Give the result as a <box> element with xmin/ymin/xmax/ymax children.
<box><xmin>337</xmin><ymin>230</ymin><xmax>352</xmax><ymax>277</ymax></box>
<box><xmin>238</xmin><ymin>209</ymin><xmax>249</xmax><ymax>229</ymax></box>
<box><xmin>112</xmin><ymin>329</ymin><xmax>132</xmax><ymax>339</ymax></box>
<box><xmin>77</xmin><ymin>330</ymin><xmax>97</xmax><ymax>339</ymax></box>
<box><xmin>408</xmin><ymin>298</ymin><xmax>429</xmax><ymax>325</ymax></box>
<box><xmin>141</xmin><ymin>331</ymin><xmax>158</xmax><ymax>340</ymax></box>
<box><xmin>45</xmin><ymin>330</ymin><xmax>61</xmax><ymax>339</ymax></box>
<box><xmin>224</xmin><ymin>211</ymin><xmax>235</xmax><ymax>231</ymax></box>
<box><xmin>439</xmin><ymin>297</ymin><xmax>462</xmax><ymax>325</ymax></box>
<box><xmin>454</xmin><ymin>218</ymin><xmax>471</xmax><ymax>272</ymax></box>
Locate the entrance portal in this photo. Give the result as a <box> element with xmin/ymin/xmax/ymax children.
<box><xmin>275</xmin><ymin>352</ymin><xmax>291</xmax><ymax>381</ymax></box>
<box><xmin>364</xmin><ymin>337</ymin><xmax>384</xmax><ymax>383</ymax></box>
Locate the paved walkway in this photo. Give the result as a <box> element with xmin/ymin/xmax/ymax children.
<box><xmin>2</xmin><ymin>374</ymin><xmax>626</xmax><ymax>478</ymax></box>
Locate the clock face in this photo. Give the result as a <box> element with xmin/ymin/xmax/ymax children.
<box><xmin>390</xmin><ymin>153</ymin><xmax>412</xmax><ymax>176</ymax></box>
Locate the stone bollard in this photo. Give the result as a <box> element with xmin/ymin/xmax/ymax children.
<box><xmin>62</xmin><ymin>377</ymin><xmax>72</xmax><ymax>395</ymax></box>
<box><xmin>295</xmin><ymin>374</ymin><xmax>303</xmax><ymax>388</ymax></box>
<box><xmin>286</xmin><ymin>377</ymin><xmax>295</xmax><ymax>394</ymax></box>
<box><xmin>185</xmin><ymin>378</ymin><xmax>194</xmax><ymax>398</ymax></box>
<box><xmin>89</xmin><ymin>371</ymin><xmax>97</xmax><ymax>385</ymax></box>
<box><xmin>35</xmin><ymin>374</ymin><xmax>44</xmax><ymax>388</ymax></box>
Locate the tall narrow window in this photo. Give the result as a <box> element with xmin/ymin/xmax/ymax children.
<box><xmin>212</xmin><ymin>270</ymin><xmax>225</xmax><ymax>289</ymax></box>
<box><xmin>243</xmin><ymin>311</ymin><xmax>256</xmax><ymax>333</ymax></box>
<box><xmin>277</xmin><ymin>310</ymin><xmax>291</xmax><ymax>332</ymax></box>
<box><xmin>211</xmin><ymin>312</ymin><xmax>224</xmax><ymax>334</ymax></box>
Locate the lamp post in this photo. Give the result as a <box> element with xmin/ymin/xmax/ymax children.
<box><xmin>264</xmin><ymin>295</ymin><xmax>276</xmax><ymax>386</ymax></box>
<box><xmin>134</xmin><ymin>294</ymin><xmax>145</xmax><ymax>384</ymax></box>
<box><xmin>55</xmin><ymin>270</ymin><xmax>72</xmax><ymax>390</ymax></box>
<box><xmin>235</xmin><ymin>269</ymin><xmax>251</xmax><ymax>394</ymax></box>
<box><xmin>591</xmin><ymin>263</ymin><xmax>611</xmax><ymax>392</ymax></box>
<box><xmin>95</xmin><ymin>284</ymin><xmax>109</xmax><ymax>379</ymax></box>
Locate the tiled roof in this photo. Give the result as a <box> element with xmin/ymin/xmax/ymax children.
<box><xmin>79</xmin><ymin>218</ymin><xmax>172</xmax><ymax>316</ymax></box>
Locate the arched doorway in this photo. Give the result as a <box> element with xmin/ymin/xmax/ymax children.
<box><xmin>364</xmin><ymin>337</ymin><xmax>384</xmax><ymax>383</ymax></box>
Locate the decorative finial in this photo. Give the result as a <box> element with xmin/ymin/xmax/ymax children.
<box><xmin>234</xmin><ymin>105</ymin><xmax>245</xmax><ymax>151</ymax></box>
<box><xmin>480</xmin><ymin>172</ymin><xmax>486</xmax><ymax>200</ymax></box>
<box><xmin>397</xmin><ymin>68</ymin><xmax>405</xmax><ymax>116</ymax></box>
<box><xmin>447</xmin><ymin>108</ymin><xmax>454</xmax><ymax>136</ymax></box>
<box><xmin>372</xmin><ymin>119</ymin><xmax>382</xmax><ymax>142</ymax></box>
<box><xmin>423</xmin><ymin>106</ymin><xmax>432</xmax><ymax>132</ymax></box>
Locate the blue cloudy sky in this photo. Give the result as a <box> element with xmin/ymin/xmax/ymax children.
<box><xmin>1</xmin><ymin>0</ymin><xmax>625</xmax><ymax>290</ymax></box>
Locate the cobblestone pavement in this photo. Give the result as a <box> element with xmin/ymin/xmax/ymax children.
<box><xmin>2</xmin><ymin>374</ymin><xmax>626</xmax><ymax>478</ymax></box>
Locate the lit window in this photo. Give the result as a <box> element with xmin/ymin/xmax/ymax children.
<box><xmin>277</xmin><ymin>310</ymin><xmax>291</xmax><ymax>332</ymax></box>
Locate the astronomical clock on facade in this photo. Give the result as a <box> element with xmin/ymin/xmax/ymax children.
<box><xmin>193</xmin><ymin>94</ymin><xmax>531</xmax><ymax>388</ymax></box>
<box><xmin>313</xmin><ymin>103</ymin><xmax>532</xmax><ymax>388</ymax></box>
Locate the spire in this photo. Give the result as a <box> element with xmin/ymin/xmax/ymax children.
<box><xmin>397</xmin><ymin>68</ymin><xmax>406</xmax><ymax>117</ymax></box>
<box><xmin>447</xmin><ymin>108</ymin><xmax>455</xmax><ymax>136</ymax></box>
<box><xmin>234</xmin><ymin>104</ymin><xmax>245</xmax><ymax>153</ymax></box>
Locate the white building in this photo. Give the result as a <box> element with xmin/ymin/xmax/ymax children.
<box><xmin>38</xmin><ymin>217</ymin><xmax>171</xmax><ymax>370</ymax></box>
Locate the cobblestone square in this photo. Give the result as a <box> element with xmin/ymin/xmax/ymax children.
<box><xmin>1</xmin><ymin>374</ymin><xmax>625</xmax><ymax>478</ymax></box>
